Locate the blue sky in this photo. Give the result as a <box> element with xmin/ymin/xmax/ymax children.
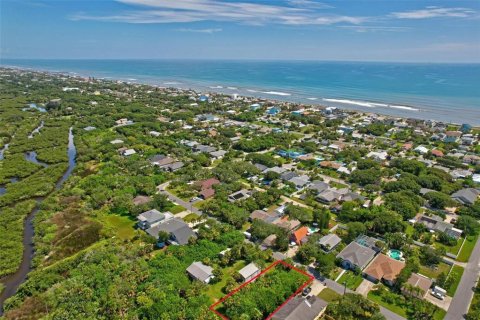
<box><xmin>1</xmin><ymin>0</ymin><xmax>479</xmax><ymax>62</ymax></box>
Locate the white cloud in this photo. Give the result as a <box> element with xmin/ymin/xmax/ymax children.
<box><xmin>339</xmin><ymin>25</ymin><xmax>411</xmax><ymax>33</ymax></box>
<box><xmin>175</xmin><ymin>28</ymin><xmax>222</xmax><ymax>33</ymax></box>
<box><xmin>71</xmin><ymin>0</ymin><xmax>366</xmax><ymax>26</ymax></box>
<box><xmin>392</xmin><ymin>6</ymin><xmax>476</xmax><ymax>19</ymax></box>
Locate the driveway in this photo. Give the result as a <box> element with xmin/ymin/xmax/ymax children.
<box><xmin>307</xmin><ymin>267</ymin><xmax>405</xmax><ymax>320</ymax></box>
<box><xmin>157</xmin><ymin>182</ymin><xmax>203</xmax><ymax>215</ymax></box>
<box><xmin>356</xmin><ymin>279</ymin><xmax>375</xmax><ymax>297</ymax></box>
<box><xmin>425</xmin><ymin>290</ymin><xmax>452</xmax><ymax>311</ymax></box>
<box><xmin>445</xmin><ymin>236</ymin><xmax>480</xmax><ymax>320</ymax></box>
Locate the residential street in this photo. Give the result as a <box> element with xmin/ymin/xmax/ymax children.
<box><xmin>307</xmin><ymin>267</ymin><xmax>405</xmax><ymax>320</ymax></box>
<box><xmin>157</xmin><ymin>182</ymin><xmax>203</xmax><ymax>215</ymax></box>
<box><xmin>445</xmin><ymin>237</ymin><xmax>480</xmax><ymax>320</ymax></box>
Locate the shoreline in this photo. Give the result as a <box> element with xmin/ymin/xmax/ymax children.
<box><xmin>1</xmin><ymin>64</ymin><xmax>476</xmax><ymax>127</ymax></box>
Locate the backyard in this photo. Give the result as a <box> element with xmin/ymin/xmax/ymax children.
<box><xmin>419</xmin><ymin>262</ymin><xmax>450</xmax><ymax>279</ymax></box>
<box><xmin>205</xmin><ymin>260</ymin><xmax>247</xmax><ymax>301</ymax></box>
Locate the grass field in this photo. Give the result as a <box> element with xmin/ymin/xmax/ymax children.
<box><xmin>434</xmin><ymin>237</ymin><xmax>463</xmax><ymax>255</ymax></box>
<box><xmin>102</xmin><ymin>215</ymin><xmax>135</xmax><ymax>240</ymax></box>
<box><xmin>206</xmin><ymin>260</ymin><xmax>246</xmax><ymax>301</ymax></box>
<box><xmin>183</xmin><ymin>213</ymin><xmax>201</xmax><ymax>223</ymax></box>
<box><xmin>317</xmin><ymin>288</ymin><xmax>341</xmax><ymax>302</ymax></box>
<box><xmin>447</xmin><ymin>265</ymin><xmax>464</xmax><ymax>296</ymax></box>
<box><xmin>419</xmin><ymin>262</ymin><xmax>450</xmax><ymax>279</ymax></box>
<box><xmin>457</xmin><ymin>235</ymin><xmax>479</xmax><ymax>262</ymax></box>
<box><xmin>169</xmin><ymin>204</ymin><xmax>185</xmax><ymax>214</ymax></box>
<box><xmin>337</xmin><ymin>271</ymin><xmax>364</xmax><ymax>290</ymax></box>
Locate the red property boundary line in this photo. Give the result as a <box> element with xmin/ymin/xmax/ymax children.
<box><xmin>209</xmin><ymin>260</ymin><xmax>314</xmax><ymax>320</ymax></box>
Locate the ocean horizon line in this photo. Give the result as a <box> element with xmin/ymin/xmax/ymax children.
<box><xmin>2</xmin><ymin>58</ymin><xmax>480</xmax><ymax>65</ymax></box>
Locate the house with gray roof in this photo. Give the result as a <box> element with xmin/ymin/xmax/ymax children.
<box><xmin>280</xmin><ymin>171</ymin><xmax>299</xmax><ymax>182</ymax></box>
<box><xmin>308</xmin><ymin>181</ymin><xmax>329</xmax><ymax>193</ymax></box>
<box><xmin>238</xmin><ymin>262</ymin><xmax>261</xmax><ymax>282</ymax></box>
<box><xmin>146</xmin><ymin>218</ymin><xmax>195</xmax><ymax>245</ymax></box>
<box><xmin>228</xmin><ymin>189</ymin><xmax>251</xmax><ymax>202</ymax></box>
<box><xmin>289</xmin><ymin>175</ymin><xmax>310</xmax><ymax>189</ymax></box>
<box><xmin>186</xmin><ymin>262</ymin><xmax>214</xmax><ymax>283</ymax></box>
<box><xmin>451</xmin><ymin>188</ymin><xmax>479</xmax><ymax>205</ymax></box>
<box><xmin>137</xmin><ymin>209</ymin><xmax>169</xmax><ymax>230</ymax></box>
<box><xmin>318</xmin><ymin>234</ymin><xmax>342</xmax><ymax>252</ymax></box>
<box><xmin>336</xmin><ymin>242</ymin><xmax>377</xmax><ymax>270</ymax></box>
<box><xmin>417</xmin><ymin>215</ymin><xmax>463</xmax><ymax>239</ymax></box>
<box><xmin>272</xmin><ymin>296</ymin><xmax>327</xmax><ymax>320</ymax></box>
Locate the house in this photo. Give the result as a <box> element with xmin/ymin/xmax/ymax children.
<box><xmin>451</xmin><ymin>188</ymin><xmax>479</xmax><ymax>205</ymax></box>
<box><xmin>149</xmin><ymin>130</ymin><xmax>161</xmax><ymax>137</ymax></box>
<box><xmin>137</xmin><ymin>209</ymin><xmax>169</xmax><ymax>230</ymax></box>
<box><xmin>122</xmin><ymin>149</ymin><xmax>136</xmax><ymax>156</ymax></box>
<box><xmin>318</xmin><ymin>234</ymin><xmax>342</xmax><ymax>252</ymax></box>
<box><xmin>281</xmin><ymin>171</ymin><xmax>299</xmax><ymax>182</ymax></box>
<box><xmin>316</xmin><ymin>189</ymin><xmax>343</xmax><ymax>204</ymax></box>
<box><xmin>308</xmin><ymin>181</ymin><xmax>329</xmax><ymax>193</ymax></box>
<box><xmin>115</xmin><ymin>118</ymin><xmax>133</xmax><ymax>126</ymax></box>
<box><xmin>146</xmin><ymin>218</ymin><xmax>196</xmax><ymax>245</ymax></box>
<box><xmin>292</xmin><ymin>226</ymin><xmax>309</xmax><ymax>245</ymax></box>
<box><xmin>110</xmin><ymin>139</ymin><xmax>124</xmax><ymax>145</ymax></box>
<box><xmin>336</xmin><ymin>242</ymin><xmax>376</xmax><ymax>270</ymax></box>
<box><xmin>199</xmin><ymin>188</ymin><xmax>216</xmax><ymax>200</ymax></box>
<box><xmin>196</xmin><ymin>178</ymin><xmax>220</xmax><ymax>200</ymax></box>
<box><xmin>451</xmin><ymin>169</ymin><xmax>473</xmax><ymax>179</ymax></box>
<box><xmin>367</xmin><ymin>151</ymin><xmax>389</xmax><ymax>161</ymax></box>
<box><xmin>262</xmin><ymin>234</ymin><xmax>277</xmax><ymax>248</ymax></box>
<box><xmin>150</xmin><ymin>155</ymin><xmax>175</xmax><ymax>167</ymax></box>
<box><xmin>84</xmin><ymin>126</ymin><xmax>96</xmax><ymax>131</ymax></box>
<box><xmin>363</xmin><ymin>254</ymin><xmax>405</xmax><ymax>286</ymax></box>
<box><xmin>210</xmin><ymin>150</ymin><xmax>227</xmax><ymax>160</ymax></box>
<box><xmin>228</xmin><ymin>189</ymin><xmax>251</xmax><ymax>202</ymax></box>
<box><xmin>163</xmin><ymin>161</ymin><xmax>185</xmax><ymax>172</ymax></box>
<box><xmin>187</xmin><ymin>262</ymin><xmax>214</xmax><ymax>283</ymax></box>
<box><xmin>249</xmin><ymin>210</ymin><xmax>280</xmax><ymax>223</ymax></box>
<box><xmin>414</xmin><ymin>145</ymin><xmax>429</xmax><ymax>154</ymax></box>
<box><xmin>274</xmin><ymin>217</ymin><xmax>301</xmax><ymax>232</ymax></box>
<box><xmin>431</xmin><ymin>149</ymin><xmax>444</xmax><ymax>157</ymax></box>
<box><xmin>402</xmin><ymin>273</ymin><xmax>433</xmax><ymax>298</ymax></box>
<box><xmin>417</xmin><ymin>214</ymin><xmax>463</xmax><ymax>239</ymax></box>
<box><xmin>238</xmin><ymin>263</ymin><xmax>261</xmax><ymax>282</ymax></box>
<box><xmin>266</xmin><ymin>107</ymin><xmax>280</xmax><ymax>115</ymax></box>
<box><xmin>289</xmin><ymin>175</ymin><xmax>310</xmax><ymax>189</ymax></box>
<box><xmin>272</xmin><ymin>296</ymin><xmax>327</xmax><ymax>320</ymax></box>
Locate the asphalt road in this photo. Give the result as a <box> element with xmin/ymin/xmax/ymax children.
<box><xmin>157</xmin><ymin>182</ymin><xmax>203</xmax><ymax>215</ymax></box>
<box><xmin>308</xmin><ymin>267</ymin><xmax>405</xmax><ymax>320</ymax></box>
<box><xmin>445</xmin><ymin>236</ymin><xmax>480</xmax><ymax>320</ymax></box>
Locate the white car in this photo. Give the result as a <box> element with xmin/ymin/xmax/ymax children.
<box><xmin>431</xmin><ymin>291</ymin><xmax>444</xmax><ymax>300</ymax></box>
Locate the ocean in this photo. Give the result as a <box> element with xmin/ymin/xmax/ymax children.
<box><xmin>2</xmin><ymin>59</ymin><xmax>479</xmax><ymax>125</ymax></box>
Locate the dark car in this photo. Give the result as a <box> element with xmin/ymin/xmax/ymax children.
<box><xmin>302</xmin><ymin>287</ymin><xmax>312</xmax><ymax>296</ymax></box>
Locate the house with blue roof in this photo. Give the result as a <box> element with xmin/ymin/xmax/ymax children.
<box><xmin>266</xmin><ymin>107</ymin><xmax>280</xmax><ymax>115</ymax></box>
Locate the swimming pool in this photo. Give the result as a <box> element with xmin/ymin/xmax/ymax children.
<box><xmin>388</xmin><ymin>249</ymin><xmax>403</xmax><ymax>261</ymax></box>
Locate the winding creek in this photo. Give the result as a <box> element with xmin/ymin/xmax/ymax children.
<box><xmin>28</xmin><ymin>121</ymin><xmax>44</xmax><ymax>139</ymax></box>
<box><xmin>0</xmin><ymin>127</ymin><xmax>76</xmax><ymax>314</ymax></box>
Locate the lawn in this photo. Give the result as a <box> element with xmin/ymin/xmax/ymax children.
<box><xmin>457</xmin><ymin>235</ymin><xmax>479</xmax><ymax>262</ymax></box>
<box><xmin>169</xmin><ymin>204</ymin><xmax>185</xmax><ymax>214</ymax></box>
<box><xmin>368</xmin><ymin>289</ymin><xmax>446</xmax><ymax>320</ymax></box>
<box><xmin>419</xmin><ymin>262</ymin><xmax>450</xmax><ymax>279</ymax></box>
<box><xmin>183</xmin><ymin>213</ymin><xmax>201</xmax><ymax>223</ymax></box>
<box><xmin>447</xmin><ymin>265</ymin><xmax>464</xmax><ymax>296</ymax></box>
<box><xmin>337</xmin><ymin>271</ymin><xmax>364</xmax><ymax>290</ymax></box>
<box><xmin>405</xmin><ymin>224</ymin><xmax>414</xmax><ymax>237</ymax></box>
<box><xmin>206</xmin><ymin>260</ymin><xmax>246</xmax><ymax>301</ymax></box>
<box><xmin>102</xmin><ymin>215</ymin><xmax>135</xmax><ymax>240</ymax></box>
<box><xmin>317</xmin><ymin>288</ymin><xmax>341</xmax><ymax>302</ymax></box>
<box><xmin>434</xmin><ymin>237</ymin><xmax>463</xmax><ymax>255</ymax></box>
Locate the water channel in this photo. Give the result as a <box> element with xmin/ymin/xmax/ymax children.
<box><xmin>0</xmin><ymin>128</ymin><xmax>76</xmax><ymax>314</ymax></box>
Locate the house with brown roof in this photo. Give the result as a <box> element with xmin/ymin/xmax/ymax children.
<box><xmin>292</xmin><ymin>226</ymin><xmax>309</xmax><ymax>245</ymax></box>
<box><xmin>402</xmin><ymin>273</ymin><xmax>433</xmax><ymax>298</ymax></box>
<box><xmin>195</xmin><ymin>178</ymin><xmax>220</xmax><ymax>200</ymax></box>
<box><xmin>431</xmin><ymin>149</ymin><xmax>444</xmax><ymax>157</ymax></box>
<box><xmin>363</xmin><ymin>254</ymin><xmax>405</xmax><ymax>286</ymax></box>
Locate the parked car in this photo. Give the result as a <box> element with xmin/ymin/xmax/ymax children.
<box><xmin>431</xmin><ymin>291</ymin><xmax>444</xmax><ymax>300</ymax></box>
<box><xmin>302</xmin><ymin>287</ymin><xmax>312</xmax><ymax>296</ymax></box>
